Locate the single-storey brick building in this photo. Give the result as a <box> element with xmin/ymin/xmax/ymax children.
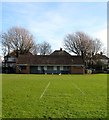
<box><xmin>16</xmin><ymin>48</ymin><xmax>85</xmax><ymax>74</ymax></box>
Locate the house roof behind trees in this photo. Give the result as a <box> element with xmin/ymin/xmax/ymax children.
<box><xmin>16</xmin><ymin>49</ymin><xmax>84</xmax><ymax>65</ymax></box>
<box><xmin>50</xmin><ymin>48</ymin><xmax>71</xmax><ymax>57</ymax></box>
<box><xmin>92</xmin><ymin>53</ymin><xmax>109</xmax><ymax>60</ymax></box>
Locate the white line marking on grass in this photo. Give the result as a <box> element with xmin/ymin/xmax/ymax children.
<box><xmin>39</xmin><ymin>82</ymin><xmax>50</xmax><ymax>99</ymax></box>
<box><xmin>72</xmin><ymin>82</ymin><xmax>85</xmax><ymax>95</ymax></box>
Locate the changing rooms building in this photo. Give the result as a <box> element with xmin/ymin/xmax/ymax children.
<box><xmin>16</xmin><ymin>48</ymin><xmax>85</xmax><ymax>74</ymax></box>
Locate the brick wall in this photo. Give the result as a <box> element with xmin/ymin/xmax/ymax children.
<box><xmin>16</xmin><ymin>65</ymin><xmax>30</xmax><ymax>74</ymax></box>
<box><xmin>71</xmin><ymin>66</ymin><xmax>85</xmax><ymax>74</ymax></box>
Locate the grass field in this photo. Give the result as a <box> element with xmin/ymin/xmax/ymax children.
<box><xmin>2</xmin><ymin>74</ymin><xmax>107</xmax><ymax>118</ymax></box>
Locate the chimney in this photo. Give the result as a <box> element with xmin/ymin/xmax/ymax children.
<box><xmin>60</xmin><ymin>48</ymin><xmax>62</xmax><ymax>51</ymax></box>
<box><xmin>100</xmin><ymin>52</ymin><xmax>103</xmax><ymax>55</ymax></box>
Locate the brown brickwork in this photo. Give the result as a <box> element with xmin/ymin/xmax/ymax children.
<box><xmin>16</xmin><ymin>65</ymin><xmax>30</xmax><ymax>74</ymax></box>
<box><xmin>71</xmin><ymin>66</ymin><xmax>85</xmax><ymax>74</ymax></box>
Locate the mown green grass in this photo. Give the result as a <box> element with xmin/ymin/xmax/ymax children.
<box><xmin>2</xmin><ymin>74</ymin><xmax>107</xmax><ymax>118</ymax></box>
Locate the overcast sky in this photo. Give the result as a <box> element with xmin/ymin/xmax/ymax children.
<box><xmin>1</xmin><ymin>0</ymin><xmax>108</xmax><ymax>56</ymax></box>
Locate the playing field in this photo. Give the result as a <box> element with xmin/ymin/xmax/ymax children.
<box><xmin>2</xmin><ymin>74</ymin><xmax>107</xmax><ymax>118</ymax></box>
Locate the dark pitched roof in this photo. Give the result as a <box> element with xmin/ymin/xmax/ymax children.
<box><xmin>16</xmin><ymin>55</ymin><xmax>84</xmax><ymax>65</ymax></box>
<box><xmin>50</xmin><ymin>49</ymin><xmax>71</xmax><ymax>57</ymax></box>
<box><xmin>16</xmin><ymin>51</ymin><xmax>84</xmax><ymax>65</ymax></box>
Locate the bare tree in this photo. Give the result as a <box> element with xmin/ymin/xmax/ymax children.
<box><xmin>64</xmin><ymin>31</ymin><xmax>102</xmax><ymax>66</ymax></box>
<box><xmin>30</xmin><ymin>43</ymin><xmax>38</xmax><ymax>55</ymax></box>
<box><xmin>64</xmin><ymin>32</ymin><xmax>91</xmax><ymax>59</ymax></box>
<box><xmin>91</xmin><ymin>38</ymin><xmax>102</xmax><ymax>54</ymax></box>
<box><xmin>1</xmin><ymin>33</ymin><xmax>10</xmax><ymax>57</ymax></box>
<box><xmin>37</xmin><ymin>41</ymin><xmax>52</xmax><ymax>55</ymax></box>
<box><xmin>2</xmin><ymin>26</ymin><xmax>36</xmax><ymax>57</ymax></box>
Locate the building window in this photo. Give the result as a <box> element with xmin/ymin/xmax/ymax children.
<box><xmin>41</xmin><ymin>66</ymin><xmax>44</xmax><ymax>70</ymax></box>
<box><xmin>8</xmin><ymin>57</ymin><xmax>16</xmax><ymax>62</ymax></box>
<box><xmin>63</xmin><ymin>66</ymin><xmax>70</xmax><ymax>70</ymax></box>
<box><xmin>57</xmin><ymin>66</ymin><xmax>60</xmax><ymax>70</ymax></box>
<box><xmin>30</xmin><ymin>66</ymin><xmax>38</xmax><ymax>70</ymax></box>
<box><xmin>47</xmin><ymin>66</ymin><xmax>53</xmax><ymax>70</ymax></box>
<box><xmin>44</xmin><ymin>66</ymin><xmax>47</xmax><ymax>70</ymax></box>
<box><xmin>60</xmin><ymin>66</ymin><xmax>63</xmax><ymax>70</ymax></box>
<box><xmin>20</xmin><ymin>66</ymin><xmax>26</xmax><ymax>70</ymax></box>
<box><xmin>38</xmin><ymin>66</ymin><xmax>41</xmax><ymax>70</ymax></box>
<box><xmin>54</xmin><ymin>66</ymin><xmax>57</xmax><ymax>70</ymax></box>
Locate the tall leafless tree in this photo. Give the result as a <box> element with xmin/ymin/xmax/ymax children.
<box><xmin>1</xmin><ymin>33</ymin><xmax>10</xmax><ymax>57</ymax></box>
<box><xmin>90</xmin><ymin>38</ymin><xmax>102</xmax><ymax>54</ymax></box>
<box><xmin>2</xmin><ymin>26</ymin><xmax>36</xmax><ymax>57</ymax></box>
<box><xmin>37</xmin><ymin>41</ymin><xmax>52</xmax><ymax>55</ymax></box>
<box><xmin>64</xmin><ymin>31</ymin><xmax>102</xmax><ymax>66</ymax></box>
